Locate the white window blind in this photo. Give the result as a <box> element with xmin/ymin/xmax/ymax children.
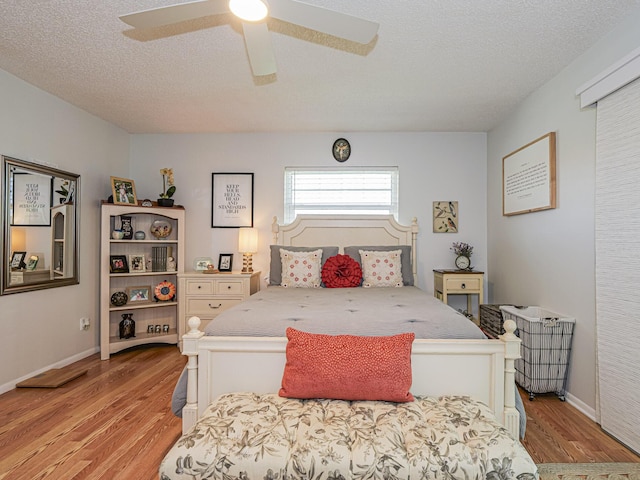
<box><xmin>284</xmin><ymin>167</ymin><xmax>398</xmax><ymax>223</ymax></box>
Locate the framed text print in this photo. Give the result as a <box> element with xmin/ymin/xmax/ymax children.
<box><xmin>503</xmin><ymin>132</ymin><xmax>556</xmax><ymax>216</ymax></box>
<box><xmin>12</xmin><ymin>173</ymin><xmax>52</xmax><ymax>226</ymax></box>
<box><xmin>211</xmin><ymin>173</ymin><xmax>254</xmax><ymax>227</ymax></box>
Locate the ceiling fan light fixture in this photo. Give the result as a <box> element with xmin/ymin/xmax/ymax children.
<box><xmin>229</xmin><ymin>0</ymin><xmax>268</xmax><ymax>22</ymax></box>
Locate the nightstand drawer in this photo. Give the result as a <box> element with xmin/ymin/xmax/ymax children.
<box><xmin>186</xmin><ymin>297</ymin><xmax>242</xmax><ymax>315</ymax></box>
<box><xmin>445</xmin><ymin>277</ymin><xmax>481</xmax><ymax>292</ymax></box>
<box><xmin>215</xmin><ymin>280</ymin><xmax>245</xmax><ymax>295</ymax></box>
<box><xmin>185</xmin><ymin>279</ymin><xmax>214</xmax><ymax>295</ymax></box>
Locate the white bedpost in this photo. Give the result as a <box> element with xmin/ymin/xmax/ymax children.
<box><xmin>272</xmin><ymin>216</ymin><xmax>280</xmax><ymax>244</ymax></box>
<box><xmin>410</xmin><ymin>217</ymin><xmax>418</xmax><ymax>285</ymax></box>
<box><xmin>499</xmin><ymin>319</ymin><xmax>522</xmax><ymax>439</ymax></box>
<box><xmin>181</xmin><ymin>316</ymin><xmax>204</xmax><ymax>434</ymax></box>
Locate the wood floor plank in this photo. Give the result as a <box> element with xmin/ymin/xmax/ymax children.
<box><xmin>0</xmin><ymin>345</ymin><xmax>637</xmax><ymax>480</ymax></box>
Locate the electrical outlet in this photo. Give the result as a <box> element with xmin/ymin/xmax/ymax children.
<box><xmin>80</xmin><ymin>317</ymin><xmax>90</xmax><ymax>331</ymax></box>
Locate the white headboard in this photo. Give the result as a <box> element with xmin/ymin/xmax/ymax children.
<box><xmin>271</xmin><ymin>215</ymin><xmax>419</xmax><ymax>284</ymax></box>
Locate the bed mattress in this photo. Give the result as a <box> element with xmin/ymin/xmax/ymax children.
<box><xmin>160</xmin><ymin>392</ymin><xmax>537</xmax><ymax>480</ymax></box>
<box><xmin>200</xmin><ymin>285</ymin><xmax>486</xmax><ymax>339</ymax></box>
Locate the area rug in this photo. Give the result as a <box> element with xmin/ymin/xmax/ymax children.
<box><xmin>537</xmin><ymin>463</ymin><xmax>640</xmax><ymax>480</ymax></box>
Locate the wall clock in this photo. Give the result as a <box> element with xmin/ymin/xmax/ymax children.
<box><xmin>332</xmin><ymin>138</ymin><xmax>351</xmax><ymax>162</ymax></box>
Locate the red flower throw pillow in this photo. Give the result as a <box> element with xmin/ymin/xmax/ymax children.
<box><xmin>321</xmin><ymin>254</ymin><xmax>362</xmax><ymax>288</ymax></box>
<box><xmin>279</xmin><ymin>328</ymin><xmax>415</xmax><ymax>402</ymax></box>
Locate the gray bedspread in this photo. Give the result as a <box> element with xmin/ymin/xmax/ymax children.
<box><xmin>171</xmin><ymin>286</ymin><xmax>526</xmax><ymax>437</ymax></box>
<box><xmin>201</xmin><ymin>285</ymin><xmax>486</xmax><ymax>338</ymax></box>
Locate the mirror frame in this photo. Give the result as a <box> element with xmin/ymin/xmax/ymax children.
<box><xmin>1</xmin><ymin>155</ymin><xmax>80</xmax><ymax>295</ymax></box>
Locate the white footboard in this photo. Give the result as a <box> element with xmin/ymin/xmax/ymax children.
<box><xmin>181</xmin><ymin>317</ymin><xmax>522</xmax><ymax>439</ymax></box>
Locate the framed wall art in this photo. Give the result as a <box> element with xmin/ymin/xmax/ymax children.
<box><xmin>433</xmin><ymin>201</ymin><xmax>458</xmax><ymax>233</ymax></box>
<box><xmin>503</xmin><ymin>132</ymin><xmax>556</xmax><ymax>216</ymax></box>
<box><xmin>110</xmin><ymin>176</ymin><xmax>138</xmax><ymax>206</ymax></box>
<box><xmin>211</xmin><ymin>173</ymin><xmax>254</xmax><ymax>227</ymax></box>
<box><xmin>12</xmin><ymin>172</ymin><xmax>52</xmax><ymax>226</ymax></box>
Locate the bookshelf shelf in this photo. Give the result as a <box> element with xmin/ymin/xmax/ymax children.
<box><xmin>100</xmin><ymin>203</ymin><xmax>185</xmax><ymax>360</ymax></box>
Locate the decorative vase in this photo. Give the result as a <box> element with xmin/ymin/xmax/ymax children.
<box><xmin>157</xmin><ymin>198</ymin><xmax>174</xmax><ymax>207</ymax></box>
<box><xmin>134</xmin><ymin>230</ymin><xmax>146</xmax><ymax>240</ymax></box>
<box><xmin>119</xmin><ymin>313</ymin><xmax>136</xmax><ymax>339</ymax></box>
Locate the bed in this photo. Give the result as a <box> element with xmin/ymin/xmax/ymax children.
<box><xmin>162</xmin><ymin>215</ymin><xmax>533</xmax><ymax>479</ymax></box>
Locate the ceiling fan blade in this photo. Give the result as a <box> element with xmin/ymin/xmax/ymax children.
<box><xmin>242</xmin><ymin>22</ymin><xmax>277</xmax><ymax>76</ymax></box>
<box><xmin>268</xmin><ymin>0</ymin><xmax>379</xmax><ymax>44</ymax></box>
<box><xmin>120</xmin><ymin>0</ymin><xmax>229</xmax><ymax>29</ymax></box>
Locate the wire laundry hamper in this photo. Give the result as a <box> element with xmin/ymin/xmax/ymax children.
<box><xmin>500</xmin><ymin>306</ymin><xmax>575</xmax><ymax>401</ymax></box>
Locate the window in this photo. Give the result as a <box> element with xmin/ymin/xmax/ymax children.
<box><xmin>284</xmin><ymin>167</ymin><xmax>398</xmax><ymax>223</ymax></box>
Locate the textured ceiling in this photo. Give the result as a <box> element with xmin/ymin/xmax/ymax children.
<box><xmin>1</xmin><ymin>0</ymin><xmax>639</xmax><ymax>134</ymax></box>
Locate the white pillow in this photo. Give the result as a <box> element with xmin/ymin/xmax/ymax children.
<box><xmin>280</xmin><ymin>248</ymin><xmax>322</xmax><ymax>288</ymax></box>
<box><xmin>359</xmin><ymin>249</ymin><xmax>403</xmax><ymax>288</ymax></box>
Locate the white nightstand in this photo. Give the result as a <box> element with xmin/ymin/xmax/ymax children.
<box><xmin>178</xmin><ymin>271</ymin><xmax>260</xmax><ymax>343</ymax></box>
<box><xmin>433</xmin><ymin>269</ymin><xmax>484</xmax><ymax>322</ymax></box>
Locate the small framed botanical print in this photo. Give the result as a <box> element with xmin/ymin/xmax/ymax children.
<box><xmin>433</xmin><ymin>201</ymin><xmax>458</xmax><ymax>233</ymax></box>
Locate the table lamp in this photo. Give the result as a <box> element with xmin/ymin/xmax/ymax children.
<box><xmin>238</xmin><ymin>228</ymin><xmax>258</xmax><ymax>273</ymax></box>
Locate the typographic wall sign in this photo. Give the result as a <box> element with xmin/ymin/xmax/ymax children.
<box><xmin>12</xmin><ymin>173</ymin><xmax>52</xmax><ymax>226</ymax></box>
<box><xmin>211</xmin><ymin>173</ymin><xmax>254</xmax><ymax>227</ymax></box>
<box><xmin>503</xmin><ymin>132</ymin><xmax>556</xmax><ymax>216</ymax></box>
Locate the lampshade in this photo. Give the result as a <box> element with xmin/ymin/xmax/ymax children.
<box><xmin>10</xmin><ymin>227</ymin><xmax>26</xmax><ymax>253</ymax></box>
<box><xmin>238</xmin><ymin>228</ymin><xmax>258</xmax><ymax>253</ymax></box>
<box><xmin>229</xmin><ymin>0</ymin><xmax>268</xmax><ymax>21</ymax></box>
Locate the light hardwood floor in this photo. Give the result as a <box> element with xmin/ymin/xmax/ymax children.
<box><xmin>0</xmin><ymin>345</ymin><xmax>638</xmax><ymax>480</ymax></box>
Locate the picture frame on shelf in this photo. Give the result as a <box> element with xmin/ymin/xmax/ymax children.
<box><xmin>129</xmin><ymin>254</ymin><xmax>146</xmax><ymax>272</ymax></box>
<box><xmin>26</xmin><ymin>255</ymin><xmax>39</xmax><ymax>271</ymax></box>
<box><xmin>126</xmin><ymin>285</ymin><xmax>152</xmax><ymax>304</ymax></box>
<box><xmin>193</xmin><ymin>257</ymin><xmax>214</xmax><ymax>271</ymax></box>
<box><xmin>10</xmin><ymin>251</ymin><xmax>27</xmax><ymax>269</ymax></box>
<box><xmin>218</xmin><ymin>253</ymin><xmax>233</xmax><ymax>272</ymax></box>
<box><xmin>211</xmin><ymin>172</ymin><xmax>254</xmax><ymax>228</ymax></box>
<box><xmin>109</xmin><ymin>255</ymin><xmax>129</xmax><ymax>273</ymax></box>
<box><xmin>110</xmin><ymin>176</ymin><xmax>138</xmax><ymax>206</ymax></box>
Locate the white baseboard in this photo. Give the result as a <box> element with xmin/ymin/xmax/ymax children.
<box><xmin>565</xmin><ymin>391</ymin><xmax>597</xmax><ymax>422</ymax></box>
<box><xmin>0</xmin><ymin>347</ymin><xmax>99</xmax><ymax>395</ymax></box>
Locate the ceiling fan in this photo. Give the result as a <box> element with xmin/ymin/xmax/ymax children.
<box><xmin>120</xmin><ymin>0</ymin><xmax>379</xmax><ymax>76</ymax></box>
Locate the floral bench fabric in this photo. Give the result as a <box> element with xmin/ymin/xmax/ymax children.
<box><xmin>160</xmin><ymin>392</ymin><xmax>537</xmax><ymax>480</ymax></box>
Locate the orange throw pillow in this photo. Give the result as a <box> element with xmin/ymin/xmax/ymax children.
<box><xmin>279</xmin><ymin>328</ymin><xmax>415</xmax><ymax>402</ymax></box>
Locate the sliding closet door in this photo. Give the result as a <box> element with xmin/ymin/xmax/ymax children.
<box><xmin>595</xmin><ymin>76</ymin><xmax>640</xmax><ymax>454</ymax></box>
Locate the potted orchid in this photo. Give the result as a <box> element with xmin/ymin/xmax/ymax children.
<box><xmin>158</xmin><ymin>168</ymin><xmax>176</xmax><ymax>207</ymax></box>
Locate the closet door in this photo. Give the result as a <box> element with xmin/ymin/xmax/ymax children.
<box><xmin>595</xmin><ymin>76</ymin><xmax>640</xmax><ymax>453</ymax></box>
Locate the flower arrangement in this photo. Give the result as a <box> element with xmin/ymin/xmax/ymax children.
<box><xmin>451</xmin><ymin>241</ymin><xmax>473</xmax><ymax>258</ymax></box>
<box><xmin>159</xmin><ymin>168</ymin><xmax>176</xmax><ymax>199</ymax></box>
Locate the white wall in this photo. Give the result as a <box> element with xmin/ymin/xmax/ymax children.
<box><xmin>487</xmin><ymin>6</ymin><xmax>640</xmax><ymax>415</ymax></box>
<box><xmin>129</xmin><ymin>132</ymin><xmax>487</xmax><ymax>299</ymax></box>
<box><xmin>0</xmin><ymin>69</ymin><xmax>130</xmax><ymax>391</ymax></box>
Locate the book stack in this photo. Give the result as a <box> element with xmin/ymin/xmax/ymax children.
<box><xmin>152</xmin><ymin>246</ymin><xmax>168</xmax><ymax>272</ymax></box>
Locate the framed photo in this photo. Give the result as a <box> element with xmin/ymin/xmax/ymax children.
<box><xmin>218</xmin><ymin>253</ymin><xmax>233</xmax><ymax>272</ymax></box>
<box><xmin>503</xmin><ymin>132</ymin><xmax>556</xmax><ymax>216</ymax></box>
<box><xmin>110</xmin><ymin>176</ymin><xmax>138</xmax><ymax>206</ymax></box>
<box><xmin>10</xmin><ymin>251</ymin><xmax>27</xmax><ymax>269</ymax></box>
<box><xmin>109</xmin><ymin>255</ymin><xmax>129</xmax><ymax>273</ymax></box>
<box><xmin>12</xmin><ymin>172</ymin><xmax>52</xmax><ymax>226</ymax></box>
<box><xmin>433</xmin><ymin>201</ymin><xmax>458</xmax><ymax>233</ymax></box>
<box><xmin>211</xmin><ymin>173</ymin><xmax>254</xmax><ymax>227</ymax></box>
<box><xmin>126</xmin><ymin>285</ymin><xmax>151</xmax><ymax>304</ymax></box>
<box><xmin>129</xmin><ymin>254</ymin><xmax>146</xmax><ymax>272</ymax></box>
<box><xmin>26</xmin><ymin>255</ymin><xmax>39</xmax><ymax>271</ymax></box>
<box><xmin>193</xmin><ymin>257</ymin><xmax>214</xmax><ymax>271</ymax></box>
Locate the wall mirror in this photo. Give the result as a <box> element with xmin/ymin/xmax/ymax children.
<box><xmin>1</xmin><ymin>155</ymin><xmax>80</xmax><ymax>295</ymax></box>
